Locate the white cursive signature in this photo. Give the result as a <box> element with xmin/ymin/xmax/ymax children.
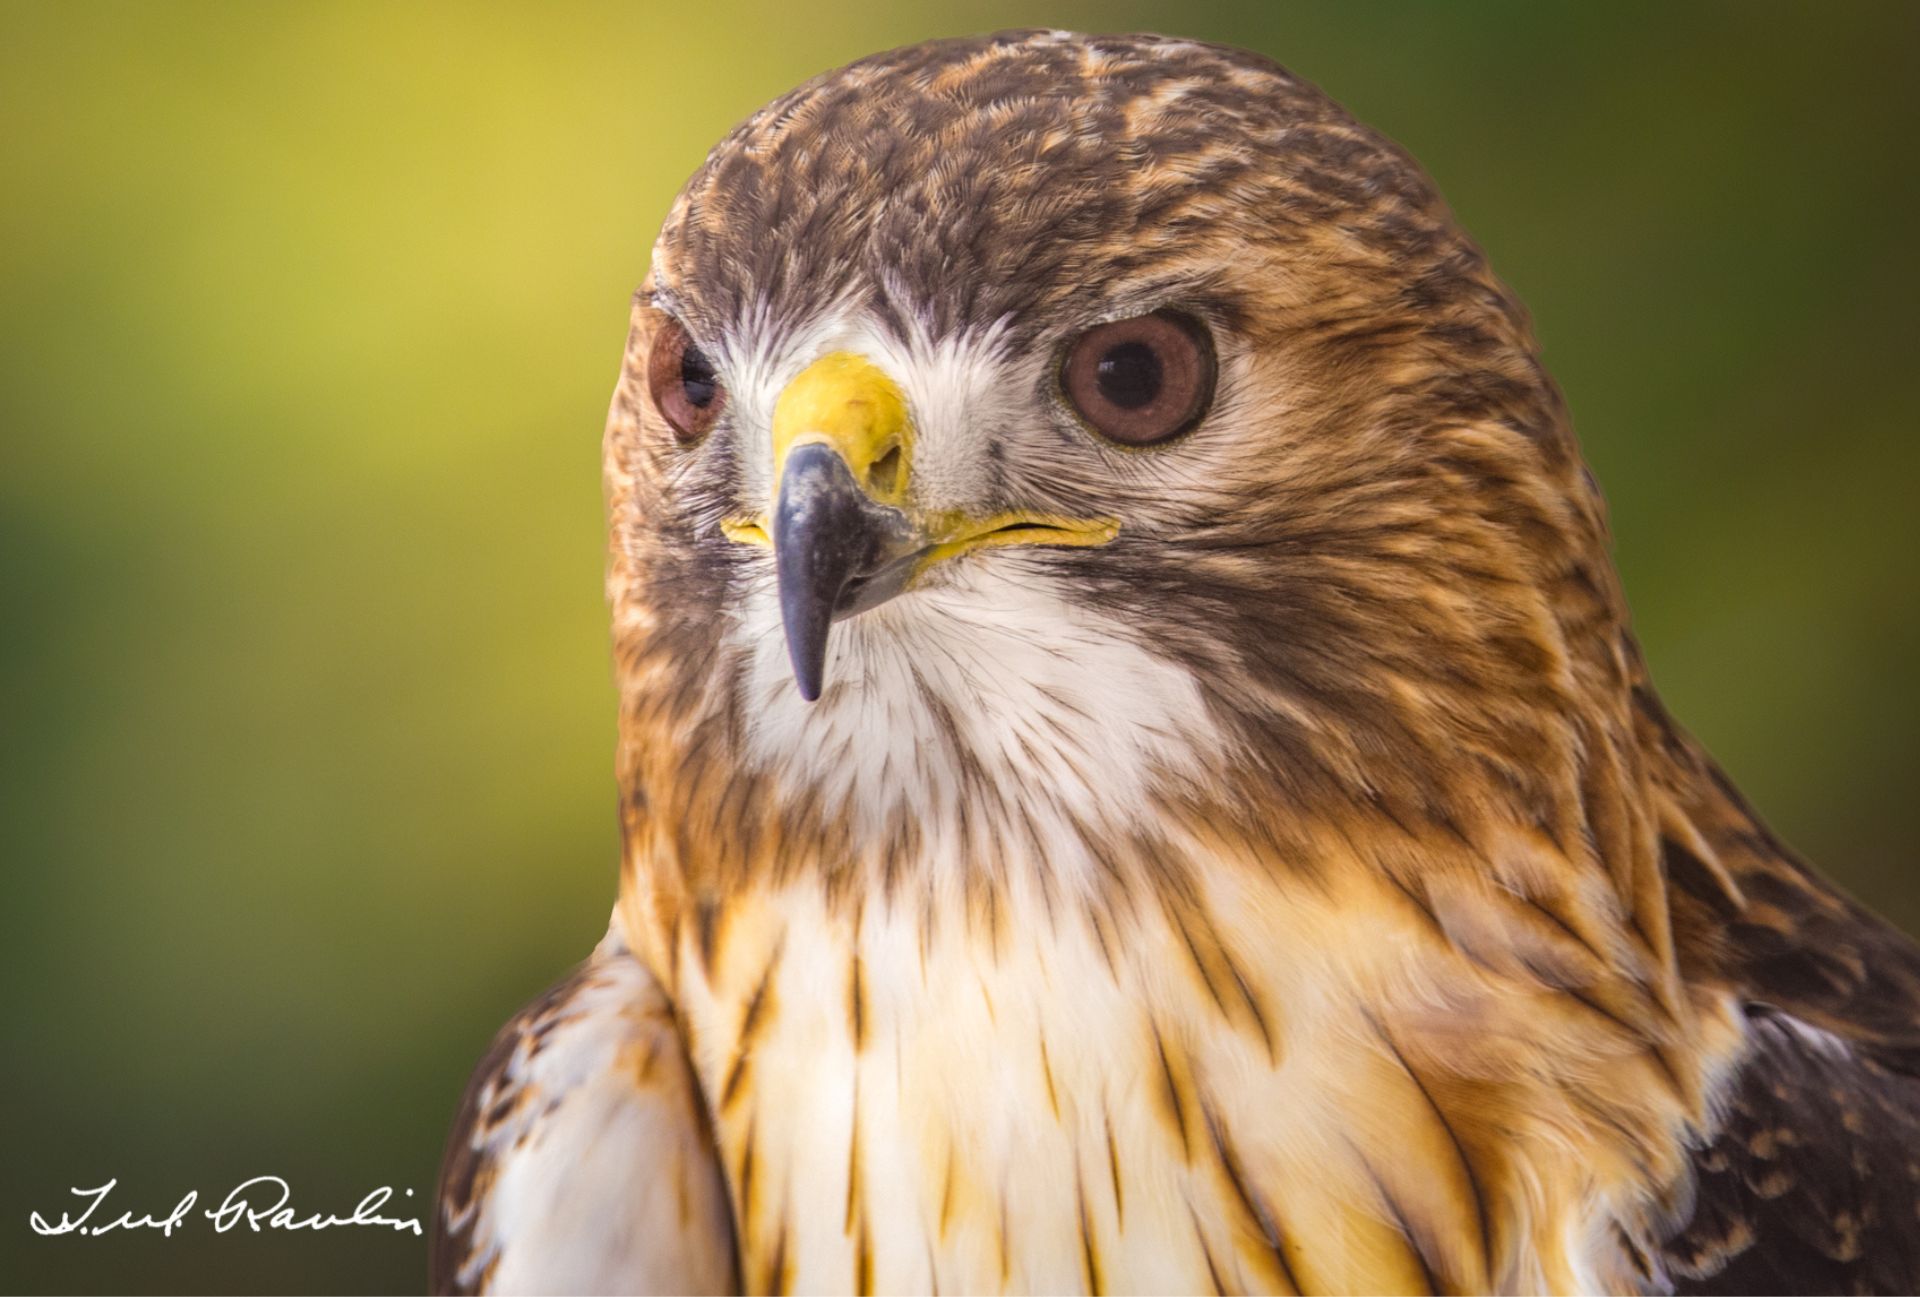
<box><xmin>29</xmin><ymin>1178</ymin><xmax>422</xmax><ymax>1237</ymax></box>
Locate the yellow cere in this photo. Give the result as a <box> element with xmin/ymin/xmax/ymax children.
<box><xmin>721</xmin><ymin>350</ymin><xmax>910</xmax><ymax>548</ymax></box>
<box><xmin>771</xmin><ymin>351</ymin><xmax>913</xmax><ymax>507</ymax></box>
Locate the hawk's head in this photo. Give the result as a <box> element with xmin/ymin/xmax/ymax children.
<box><xmin>607</xmin><ymin>31</ymin><xmax>1627</xmax><ymax>881</ymax></box>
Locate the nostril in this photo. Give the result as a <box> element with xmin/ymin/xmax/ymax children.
<box><xmin>867</xmin><ymin>443</ymin><xmax>903</xmax><ymax>498</ymax></box>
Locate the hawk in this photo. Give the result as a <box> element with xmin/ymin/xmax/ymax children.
<box><xmin>432</xmin><ymin>30</ymin><xmax>1920</xmax><ymax>1296</ymax></box>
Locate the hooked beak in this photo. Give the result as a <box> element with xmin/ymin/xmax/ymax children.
<box><xmin>767</xmin><ymin>442</ymin><xmax>917</xmax><ymax>700</ymax></box>
<box><xmin>721</xmin><ymin>351</ymin><xmax>1118</xmax><ymax>701</ymax></box>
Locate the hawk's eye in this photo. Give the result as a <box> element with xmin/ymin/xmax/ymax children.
<box><xmin>647</xmin><ymin>316</ymin><xmax>726</xmax><ymax>444</ymax></box>
<box><xmin>1061</xmin><ymin>311</ymin><xmax>1215</xmax><ymax>446</ymax></box>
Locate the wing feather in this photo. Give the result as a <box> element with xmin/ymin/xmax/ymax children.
<box><xmin>1657</xmin><ymin>732</ymin><xmax>1920</xmax><ymax>1294</ymax></box>
<box><xmin>1664</xmin><ymin>1007</ymin><xmax>1920</xmax><ymax>1294</ymax></box>
<box><xmin>431</xmin><ymin>927</ymin><xmax>736</xmax><ymax>1295</ymax></box>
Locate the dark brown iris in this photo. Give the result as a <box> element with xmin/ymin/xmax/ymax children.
<box><xmin>1061</xmin><ymin>310</ymin><xmax>1215</xmax><ymax>446</ymax></box>
<box><xmin>647</xmin><ymin>316</ymin><xmax>726</xmax><ymax>443</ymax></box>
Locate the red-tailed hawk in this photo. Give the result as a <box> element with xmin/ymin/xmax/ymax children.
<box><xmin>433</xmin><ymin>30</ymin><xmax>1920</xmax><ymax>1295</ymax></box>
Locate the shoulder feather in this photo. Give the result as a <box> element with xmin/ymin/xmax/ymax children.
<box><xmin>431</xmin><ymin>928</ymin><xmax>736</xmax><ymax>1295</ymax></box>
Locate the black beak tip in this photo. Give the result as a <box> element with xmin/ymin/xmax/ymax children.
<box><xmin>788</xmin><ymin>637</ymin><xmax>826</xmax><ymax>703</ymax></box>
<box><xmin>778</xmin><ymin>567</ymin><xmax>832</xmax><ymax>703</ymax></box>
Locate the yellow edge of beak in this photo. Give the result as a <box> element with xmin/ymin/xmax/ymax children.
<box><xmin>721</xmin><ymin>517</ymin><xmax>772</xmax><ymax>548</ymax></box>
<box><xmin>915</xmin><ymin>514</ymin><xmax>1120</xmax><ymax>572</ymax></box>
<box><xmin>719</xmin><ymin>512</ymin><xmax>1119</xmax><ymax>572</ymax></box>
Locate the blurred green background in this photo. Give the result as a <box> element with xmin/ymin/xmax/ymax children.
<box><xmin>3</xmin><ymin>1</ymin><xmax>1915</xmax><ymax>1291</ymax></box>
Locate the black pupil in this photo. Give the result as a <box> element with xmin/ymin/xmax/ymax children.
<box><xmin>1095</xmin><ymin>340</ymin><xmax>1163</xmax><ymax>410</ymax></box>
<box><xmin>680</xmin><ymin>346</ymin><xmax>718</xmax><ymax>408</ymax></box>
